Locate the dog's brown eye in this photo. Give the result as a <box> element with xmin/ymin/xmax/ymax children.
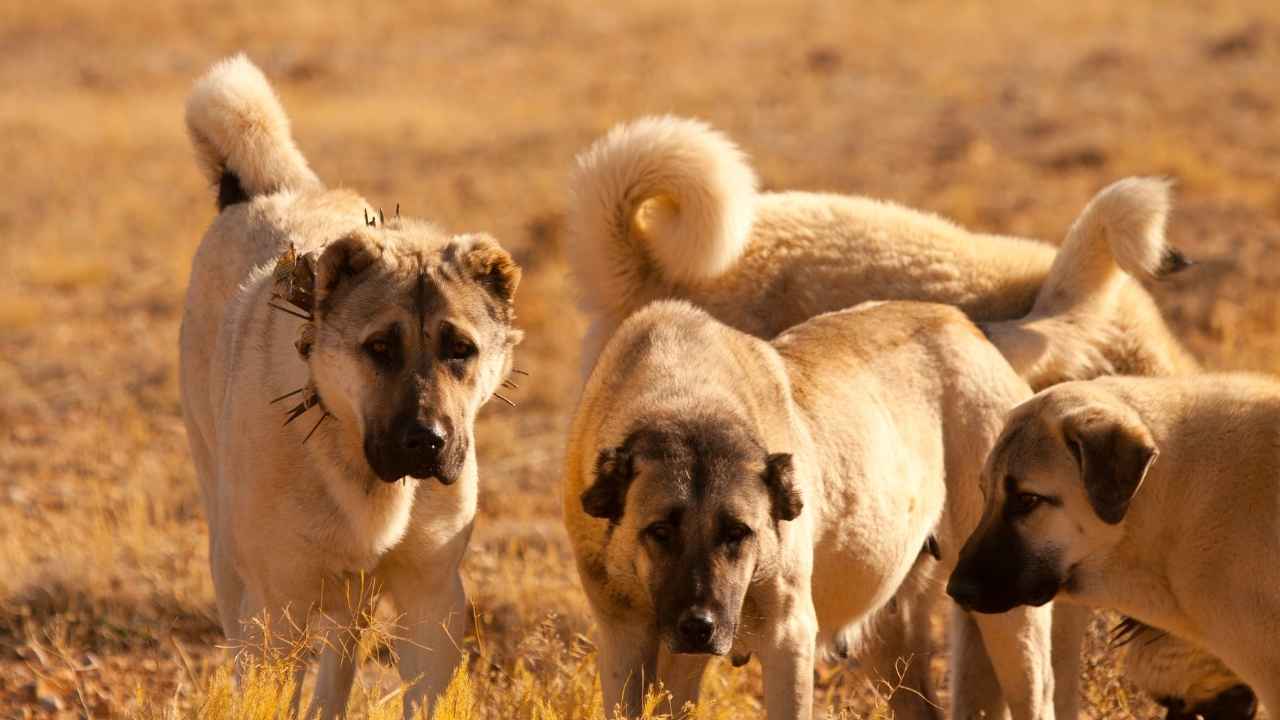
<box><xmin>364</xmin><ymin>338</ymin><xmax>395</xmax><ymax>364</ymax></box>
<box><xmin>1011</xmin><ymin>492</ymin><xmax>1045</xmax><ymax>515</ymax></box>
<box><xmin>645</xmin><ymin>522</ymin><xmax>673</xmax><ymax>545</ymax></box>
<box><xmin>722</xmin><ymin>523</ymin><xmax>753</xmax><ymax>546</ymax></box>
<box><xmin>445</xmin><ymin>337</ymin><xmax>476</xmax><ymax>362</ymax></box>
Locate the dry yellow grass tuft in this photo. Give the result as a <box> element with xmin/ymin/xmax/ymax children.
<box><xmin>2</xmin><ymin>0</ymin><xmax>1278</xmax><ymax>717</ymax></box>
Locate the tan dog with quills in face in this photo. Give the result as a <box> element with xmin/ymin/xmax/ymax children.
<box><xmin>180</xmin><ymin>56</ymin><xmax>522</xmax><ymax>718</ymax></box>
<box><xmin>948</xmin><ymin>374</ymin><xmax>1280</xmax><ymax>718</ymax></box>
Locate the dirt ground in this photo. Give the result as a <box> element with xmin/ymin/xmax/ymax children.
<box><xmin>2</xmin><ymin>0</ymin><xmax>1278</xmax><ymax>717</ymax></box>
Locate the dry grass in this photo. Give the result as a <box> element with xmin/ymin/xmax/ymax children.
<box><xmin>2</xmin><ymin>0</ymin><xmax>1278</xmax><ymax>717</ymax></box>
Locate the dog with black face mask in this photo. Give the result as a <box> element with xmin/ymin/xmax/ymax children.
<box><xmin>565</xmin><ymin>298</ymin><xmax>1060</xmax><ymax>720</ymax></box>
<box><xmin>948</xmin><ymin>374</ymin><xmax>1280</xmax><ymax>719</ymax></box>
<box><xmin>180</xmin><ymin>56</ymin><xmax>521</xmax><ymax>718</ymax></box>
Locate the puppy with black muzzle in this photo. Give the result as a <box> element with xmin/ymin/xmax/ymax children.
<box><xmin>947</xmin><ymin>374</ymin><xmax>1280</xmax><ymax>718</ymax></box>
<box><xmin>180</xmin><ymin>56</ymin><xmax>521</xmax><ymax>718</ymax></box>
<box><xmin>565</xmin><ymin>298</ymin><xmax>1061</xmax><ymax>720</ymax></box>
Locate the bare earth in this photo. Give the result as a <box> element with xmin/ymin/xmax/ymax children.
<box><xmin>2</xmin><ymin>1</ymin><xmax>1278</xmax><ymax>717</ymax></box>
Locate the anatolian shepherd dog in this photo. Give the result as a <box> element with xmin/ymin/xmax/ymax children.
<box><xmin>565</xmin><ymin>116</ymin><xmax>1240</xmax><ymax>718</ymax></box>
<box><xmin>947</xmin><ymin>374</ymin><xmax>1280</xmax><ymax>718</ymax></box>
<box><xmin>565</xmin><ymin>298</ymin><xmax>1049</xmax><ymax>720</ymax></box>
<box><xmin>563</xmin><ymin>176</ymin><xmax>1194</xmax><ymax>719</ymax></box>
<box><xmin>180</xmin><ymin>56</ymin><xmax>522</xmax><ymax>718</ymax></box>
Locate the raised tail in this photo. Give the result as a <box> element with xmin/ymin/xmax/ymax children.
<box><xmin>986</xmin><ymin>178</ymin><xmax>1191</xmax><ymax>387</ymax></box>
<box><xmin>1032</xmin><ymin>177</ymin><xmax>1186</xmax><ymax>315</ymax></box>
<box><xmin>185</xmin><ymin>54</ymin><xmax>321</xmax><ymax>210</ymax></box>
<box><xmin>566</xmin><ymin>116</ymin><xmax>758</xmax><ymax>320</ymax></box>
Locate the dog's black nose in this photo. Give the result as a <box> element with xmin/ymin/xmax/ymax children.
<box><xmin>677</xmin><ymin>610</ymin><xmax>715</xmax><ymax>648</ymax></box>
<box><xmin>401</xmin><ymin>422</ymin><xmax>446</xmax><ymax>454</ymax></box>
<box><xmin>946</xmin><ymin>575</ymin><xmax>980</xmax><ymax>610</ymax></box>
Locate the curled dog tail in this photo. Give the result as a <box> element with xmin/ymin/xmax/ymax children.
<box><xmin>567</xmin><ymin>115</ymin><xmax>758</xmax><ymax>319</ymax></box>
<box><xmin>185</xmin><ymin>54</ymin><xmax>321</xmax><ymax>210</ymax></box>
<box><xmin>1032</xmin><ymin>177</ymin><xmax>1186</xmax><ymax>315</ymax></box>
<box><xmin>986</xmin><ymin>178</ymin><xmax>1190</xmax><ymax>387</ymax></box>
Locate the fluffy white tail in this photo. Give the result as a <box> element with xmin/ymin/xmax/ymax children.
<box><xmin>186</xmin><ymin>54</ymin><xmax>321</xmax><ymax>209</ymax></box>
<box><xmin>986</xmin><ymin>177</ymin><xmax>1189</xmax><ymax>387</ymax></box>
<box><xmin>567</xmin><ymin>116</ymin><xmax>758</xmax><ymax>318</ymax></box>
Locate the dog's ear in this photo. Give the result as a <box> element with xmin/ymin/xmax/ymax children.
<box><xmin>465</xmin><ymin>238</ymin><xmax>521</xmax><ymax>304</ymax></box>
<box><xmin>1062</xmin><ymin>409</ymin><xmax>1158</xmax><ymax>525</ymax></box>
<box><xmin>581</xmin><ymin>445</ymin><xmax>635</xmax><ymax>522</ymax></box>
<box><xmin>315</xmin><ymin>231</ymin><xmax>381</xmax><ymax>310</ymax></box>
<box><xmin>762</xmin><ymin>453</ymin><xmax>803</xmax><ymax>521</ymax></box>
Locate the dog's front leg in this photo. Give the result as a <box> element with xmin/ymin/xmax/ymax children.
<box><xmin>759</xmin><ymin>598</ymin><xmax>818</xmax><ymax>720</ymax></box>
<box><xmin>1049</xmin><ymin>604</ymin><xmax>1087</xmax><ymax>720</ymax></box>
<box><xmin>595</xmin><ymin>618</ymin><xmax>659</xmax><ymax>718</ymax></box>
<box><xmin>306</xmin><ymin>603</ymin><xmax>361</xmax><ymax>720</ymax></box>
<box><xmin>966</xmin><ymin>603</ymin><xmax>1056</xmax><ymax>720</ymax></box>
<box><xmin>383</xmin><ymin>567</ymin><xmax>468</xmax><ymax>719</ymax></box>
<box><xmin>657</xmin><ymin>648</ymin><xmax>710</xmax><ymax>717</ymax></box>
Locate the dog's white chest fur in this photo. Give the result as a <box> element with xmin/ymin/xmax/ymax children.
<box><xmin>328</xmin><ymin>477</ymin><xmax>419</xmax><ymax>567</ymax></box>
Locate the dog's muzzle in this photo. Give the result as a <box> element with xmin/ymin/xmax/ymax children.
<box><xmin>366</xmin><ymin>420</ymin><xmax>455</xmax><ymax>484</ymax></box>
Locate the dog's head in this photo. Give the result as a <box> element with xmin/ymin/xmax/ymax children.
<box><xmin>580</xmin><ymin>414</ymin><xmax>802</xmax><ymax>655</ymax></box>
<box><xmin>947</xmin><ymin>382</ymin><xmax>1158</xmax><ymax>614</ymax></box>
<box><xmin>296</xmin><ymin>226</ymin><xmax>521</xmax><ymax>484</ymax></box>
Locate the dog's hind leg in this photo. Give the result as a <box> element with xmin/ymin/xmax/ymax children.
<box><xmin>657</xmin><ymin>648</ymin><xmax>710</xmax><ymax>718</ymax></box>
<box><xmin>956</xmin><ymin>603</ymin><xmax>1055</xmax><ymax>720</ymax></box>
<box><xmin>857</xmin><ymin>571</ymin><xmax>943</xmax><ymax>720</ymax></box>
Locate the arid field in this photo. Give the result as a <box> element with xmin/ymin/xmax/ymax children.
<box><xmin>2</xmin><ymin>1</ymin><xmax>1279</xmax><ymax>717</ymax></box>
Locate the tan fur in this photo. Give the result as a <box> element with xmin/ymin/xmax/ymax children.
<box><xmin>565</xmin><ymin>300</ymin><xmax>1059</xmax><ymax>719</ymax></box>
<box><xmin>567</xmin><ymin>116</ymin><xmax>1216</xmax><ymax>718</ymax></box>
<box><xmin>953</xmin><ymin>374</ymin><xmax>1280</xmax><ymax>717</ymax></box>
<box><xmin>180</xmin><ymin>57</ymin><xmax>520</xmax><ymax>719</ymax></box>
<box><xmin>1119</xmin><ymin>623</ymin><xmax>1251</xmax><ymax>714</ymax></box>
<box><xmin>569</xmin><ymin>116</ymin><xmax>1196</xmax><ymax>390</ymax></box>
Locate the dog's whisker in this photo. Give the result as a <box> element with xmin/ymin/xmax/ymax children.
<box><xmin>511</xmin><ymin>368</ymin><xmax>529</xmax><ymax>376</ymax></box>
<box><xmin>502</xmin><ymin>380</ymin><xmax>520</xmax><ymax>389</ymax></box>
<box><xmin>270</xmin><ymin>387</ymin><xmax>306</xmax><ymax>404</ymax></box>
<box><xmin>303</xmin><ymin>412</ymin><xmax>331</xmax><ymax>444</ymax></box>
<box><xmin>378</xmin><ymin>208</ymin><xmax>385</xmax><ymax>227</ymax></box>
<box><xmin>493</xmin><ymin>393</ymin><xmax>516</xmax><ymax>408</ymax></box>
<box><xmin>395</xmin><ymin>202</ymin><xmax>400</xmax><ymax>218</ymax></box>
<box><xmin>268</xmin><ymin>302</ymin><xmax>314</xmax><ymax>321</ymax></box>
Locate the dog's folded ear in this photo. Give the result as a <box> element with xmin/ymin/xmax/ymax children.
<box><xmin>464</xmin><ymin>238</ymin><xmax>522</xmax><ymax>305</ymax></box>
<box><xmin>1063</xmin><ymin>407</ymin><xmax>1159</xmax><ymax>525</ymax></box>
<box><xmin>316</xmin><ymin>231</ymin><xmax>382</xmax><ymax>309</ymax></box>
<box><xmin>762</xmin><ymin>452</ymin><xmax>803</xmax><ymax>521</ymax></box>
<box><xmin>581</xmin><ymin>445</ymin><xmax>636</xmax><ymax>522</ymax></box>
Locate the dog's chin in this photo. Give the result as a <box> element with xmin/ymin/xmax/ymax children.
<box><xmin>663</xmin><ymin>632</ymin><xmax>735</xmax><ymax>657</ymax></box>
<box><xmin>1026</xmin><ymin>583</ymin><xmax>1061</xmax><ymax>607</ymax></box>
<box><xmin>409</xmin><ymin>468</ymin><xmax>454</xmax><ymax>485</ymax></box>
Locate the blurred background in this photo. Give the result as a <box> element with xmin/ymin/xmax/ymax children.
<box><xmin>1</xmin><ymin>0</ymin><xmax>1277</xmax><ymax>716</ymax></box>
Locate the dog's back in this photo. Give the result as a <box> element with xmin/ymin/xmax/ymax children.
<box><xmin>567</xmin><ymin>116</ymin><xmax>1196</xmax><ymax>388</ymax></box>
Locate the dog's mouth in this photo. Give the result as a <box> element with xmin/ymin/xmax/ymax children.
<box><xmin>366</xmin><ymin>442</ymin><xmax>457</xmax><ymax>486</ymax></box>
<box><xmin>370</xmin><ymin>463</ymin><xmax>453</xmax><ymax>485</ymax></box>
